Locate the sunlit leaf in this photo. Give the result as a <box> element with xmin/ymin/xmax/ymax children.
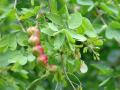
<box><xmin>68</xmin><ymin>12</ymin><xmax>82</xmax><ymax>29</ymax></box>
<box><xmin>54</xmin><ymin>34</ymin><xmax>65</xmax><ymax>50</ymax></box>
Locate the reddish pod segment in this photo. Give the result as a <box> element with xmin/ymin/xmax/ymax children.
<box><xmin>37</xmin><ymin>54</ymin><xmax>48</xmax><ymax>65</ymax></box>
<box><xmin>28</xmin><ymin>35</ymin><xmax>40</xmax><ymax>45</ymax></box>
<box><xmin>47</xmin><ymin>64</ymin><xmax>57</xmax><ymax>72</ymax></box>
<box><xmin>32</xmin><ymin>45</ymin><xmax>44</xmax><ymax>56</ymax></box>
<box><xmin>27</xmin><ymin>26</ymin><xmax>40</xmax><ymax>36</ymax></box>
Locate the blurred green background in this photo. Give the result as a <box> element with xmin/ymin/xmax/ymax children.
<box><xmin>0</xmin><ymin>0</ymin><xmax>120</xmax><ymax>90</ymax></box>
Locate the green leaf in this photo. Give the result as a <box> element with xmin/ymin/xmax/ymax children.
<box><xmin>67</xmin><ymin>60</ymin><xmax>75</xmax><ymax>73</ymax></box>
<box><xmin>46</xmin><ymin>13</ymin><xmax>63</xmax><ymax>25</ymax></box>
<box><xmin>48</xmin><ymin>23</ymin><xmax>58</xmax><ymax>31</ymax></box>
<box><xmin>76</xmin><ymin>26</ymin><xmax>85</xmax><ymax>34</ymax></box>
<box><xmin>72</xmin><ymin>34</ymin><xmax>87</xmax><ymax>42</ymax></box>
<box><xmin>54</xmin><ymin>34</ymin><xmax>65</xmax><ymax>50</ymax></box>
<box><xmin>9</xmin><ymin>34</ymin><xmax>17</xmax><ymax>50</ymax></box>
<box><xmin>0</xmin><ymin>8</ymin><xmax>16</xmax><ymax>25</ymax></box>
<box><xmin>0</xmin><ymin>33</ymin><xmax>17</xmax><ymax>52</ymax></box>
<box><xmin>16</xmin><ymin>32</ymin><xmax>28</xmax><ymax>46</ymax></box>
<box><xmin>91</xmin><ymin>63</ymin><xmax>113</xmax><ymax>75</ymax></box>
<box><xmin>27</xmin><ymin>54</ymin><xmax>35</xmax><ymax>62</ymax></box>
<box><xmin>67</xmin><ymin>59</ymin><xmax>81</xmax><ymax>73</ymax></box>
<box><xmin>68</xmin><ymin>12</ymin><xmax>82</xmax><ymax>29</ymax></box>
<box><xmin>68</xmin><ymin>42</ymin><xmax>75</xmax><ymax>51</ymax></box>
<box><xmin>77</xmin><ymin>0</ymin><xmax>94</xmax><ymax>6</ymax></box>
<box><xmin>82</xmin><ymin>17</ymin><xmax>97</xmax><ymax>37</ymax></box>
<box><xmin>41</xmin><ymin>28</ymin><xmax>55</xmax><ymax>36</ymax></box>
<box><xmin>0</xmin><ymin>77</ymin><xmax>19</xmax><ymax>90</ymax></box>
<box><xmin>106</xmin><ymin>27</ymin><xmax>120</xmax><ymax>43</ymax></box>
<box><xmin>9</xmin><ymin>51</ymin><xmax>27</xmax><ymax>65</ymax></box>
<box><xmin>19</xmin><ymin>70</ymin><xmax>29</xmax><ymax>79</ymax></box>
<box><xmin>83</xmin><ymin>47</ymin><xmax>88</xmax><ymax>53</ymax></box>
<box><xmin>36</xmin><ymin>86</ymin><xmax>45</xmax><ymax>90</ymax></box>
<box><xmin>0</xmin><ymin>35</ymin><xmax>9</xmax><ymax>53</ymax></box>
<box><xmin>0</xmin><ymin>51</ymin><xmax>11</xmax><ymax>67</ymax></box>
<box><xmin>20</xmin><ymin>6</ymin><xmax>40</xmax><ymax>20</ymax></box>
<box><xmin>11</xmin><ymin>62</ymin><xmax>22</xmax><ymax>72</ymax></box>
<box><xmin>64</xmin><ymin>29</ymin><xmax>75</xmax><ymax>43</ymax></box>
<box><xmin>31</xmin><ymin>0</ymin><xmax>34</xmax><ymax>6</ymax></box>
<box><xmin>87</xmin><ymin>38</ymin><xmax>103</xmax><ymax>46</ymax></box>
<box><xmin>94</xmin><ymin>39</ymin><xmax>103</xmax><ymax>46</ymax></box>
<box><xmin>0</xmin><ymin>50</ymin><xmax>29</xmax><ymax>67</ymax></box>
<box><xmin>100</xmin><ymin>3</ymin><xmax>118</xmax><ymax>15</ymax></box>
<box><xmin>70</xmin><ymin>31</ymin><xmax>87</xmax><ymax>42</ymax></box>
<box><xmin>99</xmin><ymin>77</ymin><xmax>111</xmax><ymax>87</ymax></box>
<box><xmin>109</xmin><ymin>21</ymin><xmax>120</xmax><ymax>29</ymax></box>
<box><xmin>49</xmin><ymin>0</ymin><xmax>57</xmax><ymax>13</ymax></box>
<box><xmin>74</xmin><ymin>59</ymin><xmax>81</xmax><ymax>72</ymax></box>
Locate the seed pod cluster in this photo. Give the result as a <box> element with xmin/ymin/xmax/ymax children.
<box><xmin>27</xmin><ymin>26</ymin><xmax>57</xmax><ymax>72</ymax></box>
<box><xmin>27</xmin><ymin>26</ymin><xmax>48</xmax><ymax>65</ymax></box>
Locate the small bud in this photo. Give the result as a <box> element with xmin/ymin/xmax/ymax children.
<box><xmin>47</xmin><ymin>64</ymin><xmax>57</xmax><ymax>72</ymax></box>
<box><xmin>80</xmin><ymin>61</ymin><xmax>88</xmax><ymax>73</ymax></box>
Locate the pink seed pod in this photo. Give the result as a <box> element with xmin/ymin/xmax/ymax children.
<box><xmin>28</xmin><ymin>35</ymin><xmax>40</xmax><ymax>45</ymax></box>
<box><xmin>32</xmin><ymin>45</ymin><xmax>44</xmax><ymax>56</ymax></box>
<box><xmin>37</xmin><ymin>54</ymin><xmax>48</xmax><ymax>65</ymax></box>
<box><xmin>27</xmin><ymin>26</ymin><xmax>40</xmax><ymax>36</ymax></box>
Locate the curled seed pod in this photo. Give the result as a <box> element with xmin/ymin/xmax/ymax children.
<box><xmin>28</xmin><ymin>35</ymin><xmax>40</xmax><ymax>45</ymax></box>
<box><xmin>32</xmin><ymin>45</ymin><xmax>44</xmax><ymax>56</ymax></box>
<box><xmin>47</xmin><ymin>64</ymin><xmax>57</xmax><ymax>72</ymax></box>
<box><xmin>27</xmin><ymin>26</ymin><xmax>40</xmax><ymax>36</ymax></box>
<box><xmin>37</xmin><ymin>54</ymin><xmax>48</xmax><ymax>65</ymax></box>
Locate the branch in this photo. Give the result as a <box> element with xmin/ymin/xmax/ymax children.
<box><xmin>60</xmin><ymin>52</ymin><xmax>76</xmax><ymax>90</ymax></box>
<box><xmin>26</xmin><ymin>71</ymin><xmax>49</xmax><ymax>90</ymax></box>
<box><xmin>64</xmin><ymin>69</ymin><xmax>76</xmax><ymax>90</ymax></box>
<box><xmin>67</xmin><ymin>72</ymin><xmax>81</xmax><ymax>85</ymax></box>
<box><xmin>14</xmin><ymin>0</ymin><xmax>26</xmax><ymax>32</ymax></box>
<box><xmin>55</xmin><ymin>83</ymin><xmax>58</xmax><ymax>90</ymax></box>
<box><xmin>95</xmin><ymin>8</ymin><xmax>107</xmax><ymax>25</ymax></box>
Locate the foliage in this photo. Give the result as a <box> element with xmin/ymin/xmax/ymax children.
<box><xmin>0</xmin><ymin>0</ymin><xmax>120</xmax><ymax>90</ymax></box>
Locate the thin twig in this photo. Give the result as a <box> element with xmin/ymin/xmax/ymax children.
<box><xmin>55</xmin><ymin>83</ymin><xmax>58</xmax><ymax>90</ymax></box>
<box><xmin>35</xmin><ymin>1</ymin><xmax>46</xmax><ymax>28</ymax></box>
<box><xmin>13</xmin><ymin>0</ymin><xmax>17</xmax><ymax>9</ymax></box>
<box><xmin>64</xmin><ymin>73</ymin><xmax>81</xmax><ymax>87</ymax></box>
<box><xmin>35</xmin><ymin>5</ymin><xmax>41</xmax><ymax>27</ymax></box>
<box><xmin>64</xmin><ymin>69</ymin><xmax>76</xmax><ymax>90</ymax></box>
<box><xmin>67</xmin><ymin>72</ymin><xmax>81</xmax><ymax>85</ymax></box>
<box><xmin>26</xmin><ymin>72</ymin><xmax>49</xmax><ymax>90</ymax></box>
<box><xmin>14</xmin><ymin>0</ymin><xmax>26</xmax><ymax>32</ymax></box>
<box><xmin>95</xmin><ymin>8</ymin><xmax>107</xmax><ymax>25</ymax></box>
<box><xmin>60</xmin><ymin>52</ymin><xmax>76</xmax><ymax>90</ymax></box>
